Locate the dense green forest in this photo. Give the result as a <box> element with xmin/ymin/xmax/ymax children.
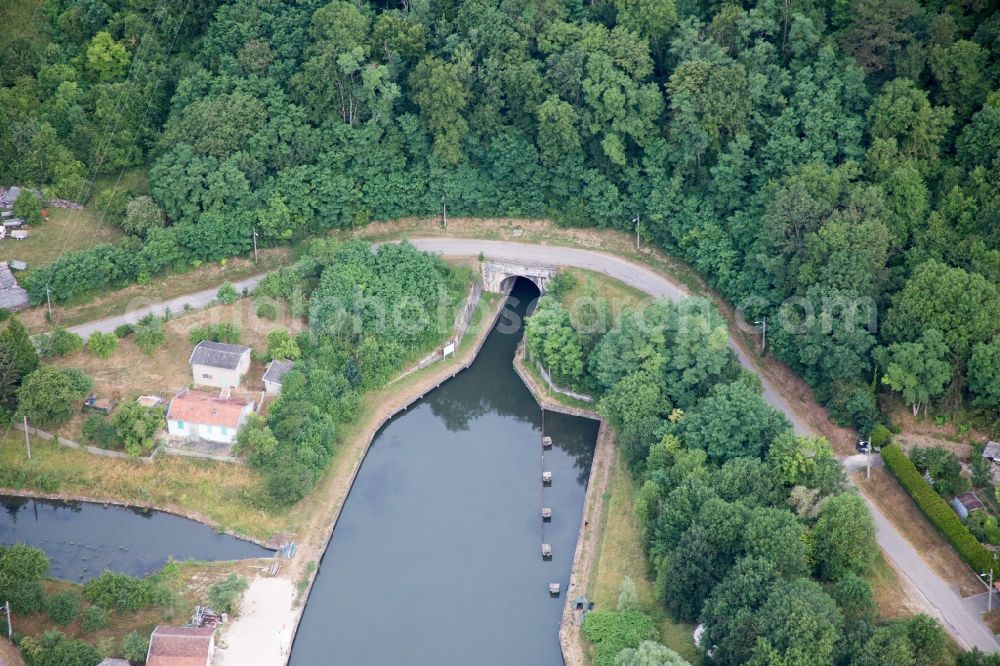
<box><xmin>239</xmin><ymin>239</ymin><xmax>468</xmax><ymax>505</ymax></box>
<box><xmin>524</xmin><ymin>284</ymin><xmax>950</xmax><ymax>665</ymax></box>
<box><xmin>2</xmin><ymin>0</ymin><xmax>999</xmax><ymax>428</ymax></box>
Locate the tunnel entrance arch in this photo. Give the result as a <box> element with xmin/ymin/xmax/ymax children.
<box><xmin>482</xmin><ymin>260</ymin><xmax>557</xmax><ymax>295</ymax></box>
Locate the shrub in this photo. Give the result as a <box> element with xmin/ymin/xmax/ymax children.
<box><xmin>111</xmin><ymin>402</ymin><xmax>165</xmax><ymax>456</ymax></box>
<box><xmin>17</xmin><ymin>366</ymin><xmax>91</xmax><ymax>427</ymax></box>
<box><xmin>870</xmin><ymin>424</ymin><xmax>892</xmax><ymax>449</ymax></box>
<box><xmin>82</xmin><ymin>414</ymin><xmax>120</xmax><ymax>449</ymax></box>
<box><xmin>266</xmin><ymin>329</ymin><xmax>300</xmax><ymax>361</ymax></box>
<box><xmin>43</xmin><ymin>590</ymin><xmax>80</xmax><ymax>625</ymax></box>
<box><xmin>882</xmin><ymin>444</ymin><xmax>996</xmax><ymax>575</ymax></box>
<box><xmin>93</xmin><ymin>187</ymin><xmax>128</xmax><ymax>226</ymax></box>
<box><xmin>207</xmin><ymin>573</ymin><xmax>248</xmax><ymax>613</ymax></box>
<box><xmin>2</xmin><ymin>580</ymin><xmax>44</xmax><ymax>615</ymax></box>
<box><xmin>86</xmin><ymin>331</ymin><xmax>118</xmax><ymax>358</ymax></box>
<box><xmin>217</xmin><ymin>282</ymin><xmax>239</xmax><ymax>305</ymax></box>
<box><xmin>909</xmin><ymin>446</ymin><xmax>968</xmax><ymax>498</ymax></box>
<box><xmin>122</xmin><ymin>195</ymin><xmax>165</xmax><ymax>238</ymax></box>
<box><xmin>0</xmin><ymin>543</ymin><xmax>50</xmax><ymax>580</ymax></box>
<box><xmin>582</xmin><ymin>610</ymin><xmax>658</xmax><ymax>666</ymax></box>
<box><xmin>134</xmin><ymin>316</ymin><xmax>166</xmax><ymax>355</ymax></box>
<box><xmin>13</xmin><ymin>190</ymin><xmax>43</xmax><ymax>226</ymax></box>
<box><xmin>37</xmin><ymin>327</ymin><xmax>83</xmax><ymax>358</ymax></box>
<box><xmin>80</xmin><ymin>605</ymin><xmax>108</xmax><ymax>634</ymax></box>
<box><xmin>83</xmin><ymin>571</ymin><xmax>153</xmax><ymax>612</ymax></box>
<box><xmin>120</xmin><ymin>631</ymin><xmax>149</xmax><ymax>662</ymax></box>
<box><xmin>114</xmin><ymin>323</ymin><xmax>134</xmax><ymax>338</ymax></box>
<box><xmin>18</xmin><ymin>630</ymin><xmax>102</xmax><ymax>666</ymax></box>
<box><xmin>188</xmin><ymin>323</ymin><xmax>241</xmax><ymax>345</ymax></box>
<box><xmin>256</xmin><ymin>301</ymin><xmax>277</xmax><ymax>320</ymax></box>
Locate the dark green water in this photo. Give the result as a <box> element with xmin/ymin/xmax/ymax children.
<box><xmin>0</xmin><ymin>496</ymin><xmax>271</xmax><ymax>581</ymax></box>
<box><xmin>290</xmin><ymin>279</ymin><xmax>598</xmax><ymax>665</ymax></box>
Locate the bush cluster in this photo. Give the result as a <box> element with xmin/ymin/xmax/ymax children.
<box><xmin>882</xmin><ymin>444</ymin><xmax>996</xmax><ymax>575</ymax></box>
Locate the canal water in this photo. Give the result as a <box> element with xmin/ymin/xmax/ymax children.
<box><xmin>290</xmin><ymin>278</ymin><xmax>599</xmax><ymax>665</ymax></box>
<box><xmin>0</xmin><ymin>496</ymin><xmax>272</xmax><ymax>581</ymax></box>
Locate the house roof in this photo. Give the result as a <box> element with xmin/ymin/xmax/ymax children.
<box><xmin>0</xmin><ymin>186</ymin><xmax>21</xmax><ymax>206</ymax></box>
<box><xmin>166</xmin><ymin>390</ymin><xmax>251</xmax><ymax>428</ymax></box>
<box><xmin>956</xmin><ymin>492</ymin><xmax>986</xmax><ymax>512</ymax></box>
<box><xmin>984</xmin><ymin>441</ymin><xmax>1000</xmax><ymax>459</ymax></box>
<box><xmin>188</xmin><ymin>341</ymin><xmax>251</xmax><ymax>370</ymax></box>
<box><xmin>0</xmin><ymin>262</ymin><xmax>28</xmax><ymax>311</ymax></box>
<box><xmin>97</xmin><ymin>659</ymin><xmax>132</xmax><ymax>666</ymax></box>
<box><xmin>147</xmin><ymin>625</ymin><xmax>215</xmax><ymax>666</ymax></box>
<box><xmin>263</xmin><ymin>359</ymin><xmax>293</xmax><ymax>385</ymax></box>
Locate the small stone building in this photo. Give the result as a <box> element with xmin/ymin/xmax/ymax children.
<box><xmin>188</xmin><ymin>340</ymin><xmax>251</xmax><ymax>389</ymax></box>
<box><xmin>263</xmin><ymin>359</ymin><xmax>293</xmax><ymax>394</ymax></box>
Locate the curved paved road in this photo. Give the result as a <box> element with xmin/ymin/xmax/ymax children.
<box><xmin>64</xmin><ymin>236</ymin><xmax>999</xmax><ymax>652</ymax></box>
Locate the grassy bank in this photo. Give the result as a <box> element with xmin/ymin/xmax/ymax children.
<box><xmin>587</xmin><ymin>455</ymin><xmax>699</xmax><ymax>664</ymax></box>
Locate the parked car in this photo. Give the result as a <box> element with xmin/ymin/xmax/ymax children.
<box><xmin>856</xmin><ymin>439</ymin><xmax>871</xmax><ymax>453</ymax></box>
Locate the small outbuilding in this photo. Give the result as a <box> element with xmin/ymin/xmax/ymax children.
<box><xmin>146</xmin><ymin>625</ymin><xmax>215</xmax><ymax>666</ymax></box>
<box><xmin>983</xmin><ymin>441</ymin><xmax>1000</xmax><ymax>464</ymax></box>
<box><xmin>0</xmin><ymin>262</ymin><xmax>28</xmax><ymax>312</ymax></box>
<box><xmin>262</xmin><ymin>359</ymin><xmax>293</xmax><ymax>395</ymax></box>
<box><xmin>0</xmin><ymin>186</ymin><xmax>21</xmax><ymax>208</ymax></box>
<box><xmin>97</xmin><ymin>659</ymin><xmax>132</xmax><ymax>666</ymax></box>
<box><xmin>952</xmin><ymin>492</ymin><xmax>986</xmax><ymax>521</ymax></box>
<box><xmin>189</xmin><ymin>340</ymin><xmax>252</xmax><ymax>389</ymax></box>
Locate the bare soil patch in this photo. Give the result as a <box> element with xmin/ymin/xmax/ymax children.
<box><xmin>0</xmin><ymin>635</ymin><xmax>24</xmax><ymax>666</ymax></box>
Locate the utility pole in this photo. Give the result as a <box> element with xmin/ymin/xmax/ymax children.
<box><xmin>754</xmin><ymin>316</ymin><xmax>767</xmax><ymax>354</ymax></box>
<box><xmin>442</xmin><ymin>198</ymin><xmax>447</xmax><ymax>230</ymax></box>
<box><xmin>23</xmin><ymin>415</ymin><xmax>30</xmax><ymax>460</ymax></box>
<box><xmin>252</xmin><ymin>227</ymin><xmax>259</xmax><ymax>263</ymax></box>
<box><xmin>4</xmin><ymin>600</ymin><xmax>10</xmax><ymax>639</ymax></box>
<box><xmin>983</xmin><ymin>571</ymin><xmax>995</xmax><ymax>612</ymax></box>
<box><xmin>45</xmin><ymin>288</ymin><xmax>52</xmax><ymax>318</ymax></box>
<box><xmin>633</xmin><ymin>214</ymin><xmax>640</xmax><ymax>251</ymax></box>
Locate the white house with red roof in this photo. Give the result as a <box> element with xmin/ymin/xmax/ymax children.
<box><xmin>165</xmin><ymin>389</ymin><xmax>254</xmax><ymax>445</ymax></box>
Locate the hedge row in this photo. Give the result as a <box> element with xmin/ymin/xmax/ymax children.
<box><xmin>881</xmin><ymin>444</ymin><xmax>996</xmax><ymax>575</ymax></box>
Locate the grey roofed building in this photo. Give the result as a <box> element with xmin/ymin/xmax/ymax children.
<box><xmin>263</xmin><ymin>359</ymin><xmax>293</xmax><ymax>394</ymax></box>
<box><xmin>983</xmin><ymin>441</ymin><xmax>1000</xmax><ymax>463</ymax></box>
<box><xmin>0</xmin><ymin>262</ymin><xmax>29</xmax><ymax>311</ymax></box>
<box><xmin>97</xmin><ymin>659</ymin><xmax>132</xmax><ymax>666</ymax></box>
<box><xmin>188</xmin><ymin>341</ymin><xmax>252</xmax><ymax>370</ymax></box>
<box><xmin>0</xmin><ymin>186</ymin><xmax>21</xmax><ymax>207</ymax></box>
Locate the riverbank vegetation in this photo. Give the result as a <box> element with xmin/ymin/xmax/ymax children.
<box><xmin>0</xmin><ymin>543</ymin><xmax>256</xmax><ymax>665</ymax></box>
<box><xmin>237</xmin><ymin>239</ymin><xmax>468</xmax><ymax>506</ymax></box>
<box><xmin>525</xmin><ymin>287</ymin><xmax>957</xmax><ymax>664</ymax></box>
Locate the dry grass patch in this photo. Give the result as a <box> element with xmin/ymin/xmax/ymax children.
<box><xmin>0</xmin><ymin>207</ymin><xmax>122</xmax><ymax>269</ymax></box>
<box><xmin>47</xmin><ymin>298</ymin><xmax>305</xmax><ymax>440</ymax></box>
<box><xmin>854</xmin><ymin>468</ymin><xmax>982</xmax><ymax>597</ymax></box>
<box><xmin>0</xmin><ymin>433</ymin><xmax>287</xmax><ymax>541</ymax></box>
